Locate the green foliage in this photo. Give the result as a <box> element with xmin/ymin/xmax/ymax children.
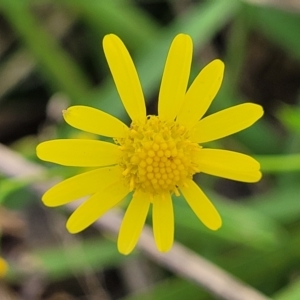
<box><xmin>7</xmin><ymin>238</ymin><xmax>125</xmax><ymax>282</ymax></box>
<box><xmin>124</xmin><ymin>277</ymin><xmax>208</xmax><ymax>300</ymax></box>
<box><xmin>274</xmin><ymin>280</ymin><xmax>300</xmax><ymax>300</ymax></box>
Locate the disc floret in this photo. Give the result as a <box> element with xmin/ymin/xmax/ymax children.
<box><xmin>117</xmin><ymin>116</ymin><xmax>202</xmax><ymax>195</ymax></box>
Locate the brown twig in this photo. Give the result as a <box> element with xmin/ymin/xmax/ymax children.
<box><xmin>0</xmin><ymin>143</ymin><xmax>272</xmax><ymax>300</ymax></box>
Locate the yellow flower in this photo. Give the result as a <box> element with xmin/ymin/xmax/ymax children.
<box><xmin>0</xmin><ymin>256</ymin><xmax>8</xmax><ymax>277</ymax></box>
<box><xmin>36</xmin><ymin>34</ymin><xmax>263</xmax><ymax>255</ymax></box>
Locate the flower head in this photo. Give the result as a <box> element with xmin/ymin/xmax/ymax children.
<box><xmin>36</xmin><ymin>34</ymin><xmax>263</xmax><ymax>254</ymax></box>
<box><xmin>0</xmin><ymin>257</ymin><xmax>8</xmax><ymax>277</ymax></box>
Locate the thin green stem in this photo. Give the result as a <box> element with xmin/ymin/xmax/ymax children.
<box><xmin>256</xmin><ymin>154</ymin><xmax>300</xmax><ymax>173</ymax></box>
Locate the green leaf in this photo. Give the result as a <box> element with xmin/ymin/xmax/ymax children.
<box><xmin>256</xmin><ymin>153</ymin><xmax>300</xmax><ymax>173</ymax></box>
<box><xmin>274</xmin><ymin>279</ymin><xmax>300</xmax><ymax>300</ymax></box>
<box><xmin>0</xmin><ymin>177</ymin><xmax>35</xmax><ymax>207</ymax></box>
<box><xmin>173</xmin><ymin>188</ymin><xmax>286</xmax><ymax>251</ymax></box>
<box><xmin>0</xmin><ymin>178</ymin><xmax>25</xmax><ymax>205</ymax></box>
<box><xmin>124</xmin><ymin>277</ymin><xmax>208</xmax><ymax>300</ymax></box>
<box><xmin>277</xmin><ymin>104</ymin><xmax>300</xmax><ymax>135</ymax></box>
<box><xmin>245</xmin><ymin>3</ymin><xmax>300</xmax><ymax>60</ymax></box>
<box><xmin>248</xmin><ymin>187</ymin><xmax>300</xmax><ymax>224</ymax></box>
<box><xmin>55</xmin><ymin>0</ymin><xmax>159</xmax><ymax>49</ymax></box>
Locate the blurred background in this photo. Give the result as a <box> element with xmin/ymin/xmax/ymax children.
<box><xmin>1</xmin><ymin>0</ymin><xmax>300</xmax><ymax>299</ymax></box>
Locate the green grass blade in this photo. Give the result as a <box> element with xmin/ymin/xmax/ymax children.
<box><xmin>0</xmin><ymin>0</ymin><xmax>91</xmax><ymax>103</ymax></box>
<box><xmin>247</xmin><ymin>187</ymin><xmax>300</xmax><ymax>224</ymax></box>
<box><xmin>245</xmin><ymin>3</ymin><xmax>300</xmax><ymax>60</ymax></box>
<box><xmin>274</xmin><ymin>280</ymin><xmax>300</xmax><ymax>300</ymax></box>
<box><xmin>173</xmin><ymin>191</ymin><xmax>286</xmax><ymax>251</ymax></box>
<box><xmin>124</xmin><ymin>278</ymin><xmax>208</xmax><ymax>300</ymax></box>
<box><xmin>55</xmin><ymin>0</ymin><xmax>159</xmax><ymax>49</ymax></box>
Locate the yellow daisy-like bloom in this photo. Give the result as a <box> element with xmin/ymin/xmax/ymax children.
<box><xmin>0</xmin><ymin>257</ymin><xmax>8</xmax><ymax>277</ymax></box>
<box><xmin>36</xmin><ymin>34</ymin><xmax>263</xmax><ymax>255</ymax></box>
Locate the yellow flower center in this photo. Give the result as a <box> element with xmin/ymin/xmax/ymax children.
<box><xmin>117</xmin><ymin>116</ymin><xmax>202</xmax><ymax>196</ymax></box>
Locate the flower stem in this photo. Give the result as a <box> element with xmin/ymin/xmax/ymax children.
<box><xmin>256</xmin><ymin>154</ymin><xmax>300</xmax><ymax>173</ymax></box>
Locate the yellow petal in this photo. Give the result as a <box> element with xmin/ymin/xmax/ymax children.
<box><xmin>196</xmin><ymin>149</ymin><xmax>262</xmax><ymax>182</ymax></box>
<box><xmin>191</xmin><ymin>103</ymin><xmax>264</xmax><ymax>143</ymax></box>
<box><xmin>0</xmin><ymin>257</ymin><xmax>8</xmax><ymax>277</ymax></box>
<box><xmin>63</xmin><ymin>106</ymin><xmax>128</xmax><ymax>138</ymax></box>
<box><xmin>66</xmin><ymin>180</ymin><xmax>129</xmax><ymax>233</ymax></box>
<box><xmin>103</xmin><ymin>34</ymin><xmax>146</xmax><ymax>122</ymax></box>
<box><xmin>180</xmin><ymin>179</ymin><xmax>221</xmax><ymax>230</ymax></box>
<box><xmin>177</xmin><ymin>59</ymin><xmax>224</xmax><ymax>129</ymax></box>
<box><xmin>36</xmin><ymin>139</ymin><xmax>119</xmax><ymax>167</ymax></box>
<box><xmin>118</xmin><ymin>191</ymin><xmax>150</xmax><ymax>255</ymax></box>
<box><xmin>152</xmin><ymin>193</ymin><xmax>174</xmax><ymax>252</ymax></box>
<box><xmin>42</xmin><ymin>166</ymin><xmax>123</xmax><ymax>207</ymax></box>
<box><xmin>158</xmin><ymin>34</ymin><xmax>192</xmax><ymax>122</ymax></box>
